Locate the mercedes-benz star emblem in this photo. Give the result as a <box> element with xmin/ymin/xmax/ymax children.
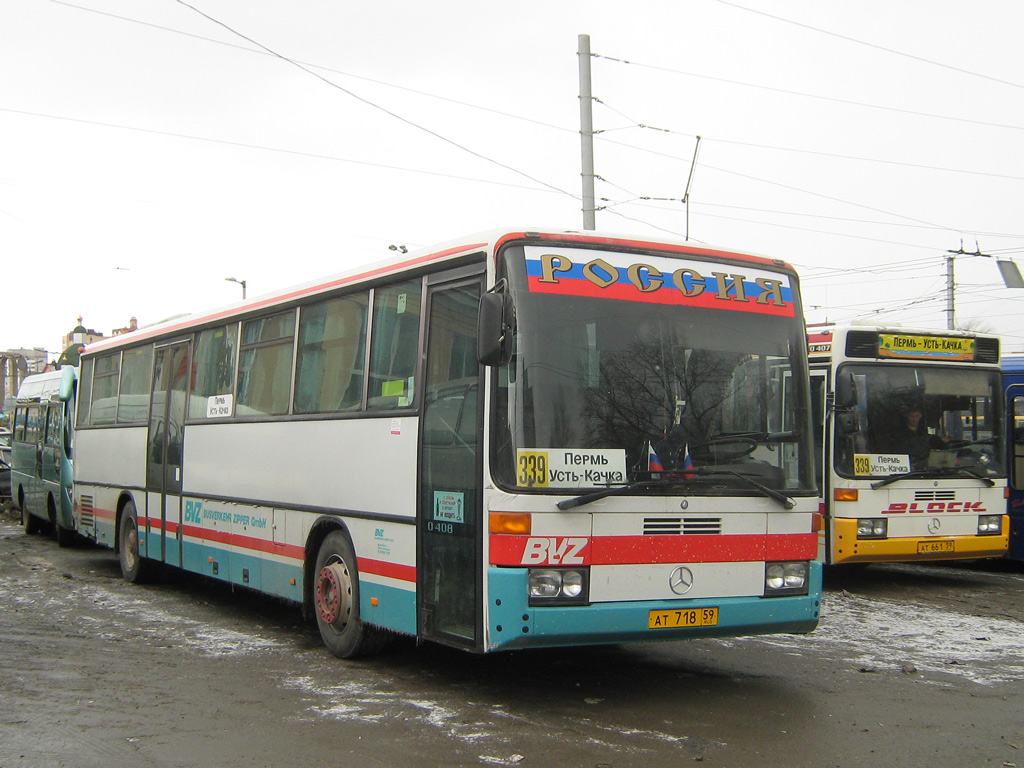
<box><xmin>669</xmin><ymin>566</ymin><xmax>694</xmax><ymax>595</ymax></box>
<box><xmin>927</xmin><ymin>518</ymin><xmax>942</xmax><ymax>534</ymax></box>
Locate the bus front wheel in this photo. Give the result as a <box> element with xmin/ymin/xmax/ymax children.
<box><xmin>118</xmin><ymin>501</ymin><xmax>156</xmax><ymax>583</ymax></box>
<box><xmin>313</xmin><ymin>531</ymin><xmax>387</xmax><ymax>659</ymax></box>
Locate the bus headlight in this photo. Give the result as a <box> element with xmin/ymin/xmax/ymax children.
<box><xmin>856</xmin><ymin>518</ymin><xmax>887</xmax><ymax>539</ymax></box>
<box><xmin>764</xmin><ymin>562</ymin><xmax>809</xmax><ymax>597</ymax></box>
<box><xmin>978</xmin><ymin>515</ymin><xmax>1003</xmax><ymax>535</ymax></box>
<box><xmin>528</xmin><ymin>568</ymin><xmax>589</xmax><ymax>606</ymax></box>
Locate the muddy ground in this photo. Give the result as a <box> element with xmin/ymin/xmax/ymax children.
<box><xmin>1</xmin><ymin>500</ymin><xmax>1022</xmax><ymax>768</ymax></box>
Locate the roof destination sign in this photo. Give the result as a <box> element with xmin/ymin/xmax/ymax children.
<box><xmin>878</xmin><ymin>333</ymin><xmax>975</xmax><ymax>361</ymax></box>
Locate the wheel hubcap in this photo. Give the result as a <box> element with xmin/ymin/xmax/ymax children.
<box><xmin>316</xmin><ymin>561</ymin><xmax>352</xmax><ymax>629</ymax></box>
<box><xmin>124</xmin><ymin>522</ymin><xmax>138</xmax><ymax>569</ymax></box>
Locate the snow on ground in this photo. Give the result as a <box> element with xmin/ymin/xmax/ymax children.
<box><xmin>741</xmin><ymin>585</ymin><xmax>1024</xmax><ymax>686</ymax></box>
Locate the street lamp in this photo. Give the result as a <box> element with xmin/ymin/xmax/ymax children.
<box><xmin>945</xmin><ymin>246</ymin><xmax>1024</xmax><ymax>330</ymax></box>
<box><xmin>225</xmin><ymin>277</ymin><xmax>247</xmax><ymax>300</ymax></box>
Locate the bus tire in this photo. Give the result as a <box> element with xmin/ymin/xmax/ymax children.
<box><xmin>50</xmin><ymin>497</ymin><xmax>74</xmax><ymax>548</ymax></box>
<box><xmin>118</xmin><ymin>501</ymin><xmax>156</xmax><ymax>584</ymax></box>
<box><xmin>313</xmin><ymin>531</ymin><xmax>387</xmax><ymax>659</ymax></box>
<box><xmin>22</xmin><ymin>498</ymin><xmax>42</xmax><ymax>536</ymax></box>
<box><xmin>23</xmin><ymin>510</ymin><xmax>43</xmax><ymax>535</ymax></box>
<box><xmin>55</xmin><ymin>522</ymin><xmax>76</xmax><ymax>548</ymax></box>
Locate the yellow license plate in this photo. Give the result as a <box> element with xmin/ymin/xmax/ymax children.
<box><xmin>648</xmin><ymin>607</ymin><xmax>719</xmax><ymax>630</ymax></box>
<box><xmin>918</xmin><ymin>540</ymin><xmax>955</xmax><ymax>554</ymax></box>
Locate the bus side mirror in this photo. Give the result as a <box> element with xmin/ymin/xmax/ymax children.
<box><xmin>837</xmin><ymin>411</ymin><xmax>859</xmax><ymax>434</ymax></box>
<box><xmin>477</xmin><ymin>291</ymin><xmax>515</xmax><ymax>367</ymax></box>
<box><xmin>59</xmin><ymin>366</ymin><xmax>77</xmax><ymax>402</ymax></box>
<box><xmin>835</xmin><ymin>371</ymin><xmax>856</xmax><ymax>408</ymax></box>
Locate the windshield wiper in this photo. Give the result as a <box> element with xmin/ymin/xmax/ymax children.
<box><xmin>696</xmin><ymin>467</ymin><xmax>796</xmax><ymax>510</ymax></box>
<box><xmin>556</xmin><ymin>466</ymin><xmax>796</xmax><ymax>511</ymax></box>
<box><xmin>556</xmin><ymin>477</ymin><xmax>695</xmax><ymax>511</ymax></box>
<box><xmin>871</xmin><ymin>467</ymin><xmax>995</xmax><ymax>490</ymax></box>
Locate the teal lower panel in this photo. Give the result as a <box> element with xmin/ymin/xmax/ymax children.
<box><xmin>360</xmin><ymin>580</ymin><xmax>417</xmax><ymax>636</ymax></box>
<box><xmin>139</xmin><ymin>536</ymin><xmax>304</xmax><ymax>603</ymax></box>
<box><xmin>91</xmin><ymin>517</ymin><xmax>116</xmax><ymax>549</ymax></box>
<box><xmin>487</xmin><ymin>562</ymin><xmax>822</xmax><ymax>652</ymax></box>
<box><xmin>142</xmin><ymin>528</ymin><xmax>183</xmax><ymax>568</ymax></box>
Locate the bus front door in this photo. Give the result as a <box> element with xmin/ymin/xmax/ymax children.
<box><xmin>418</xmin><ymin>277</ymin><xmax>483</xmax><ymax>650</ymax></box>
<box><xmin>146</xmin><ymin>342</ymin><xmax>190</xmax><ymax>568</ymax></box>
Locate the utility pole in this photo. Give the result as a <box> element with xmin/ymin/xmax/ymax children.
<box><xmin>683</xmin><ymin>135</ymin><xmax>701</xmax><ymax>241</ymax></box>
<box><xmin>945</xmin><ymin>243</ymin><xmax>1024</xmax><ymax>330</ymax></box>
<box><xmin>945</xmin><ymin>247</ymin><xmax>959</xmax><ymax>330</ymax></box>
<box><xmin>578</xmin><ymin>33</ymin><xmax>596</xmax><ymax>231</ymax></box>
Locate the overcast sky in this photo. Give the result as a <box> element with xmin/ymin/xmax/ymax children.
<box><xmin>3</xmin><ymin>0</ymin><xmax>1023</xmax><ymax>356</ymax></box>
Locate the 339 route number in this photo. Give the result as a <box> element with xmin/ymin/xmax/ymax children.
<box><xmin>517</xmin><ymin>452</ymin><xmax>548</xmax><ymax>487</ymax></box>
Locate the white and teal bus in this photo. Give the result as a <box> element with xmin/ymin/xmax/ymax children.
<box><xmin>73</xmin><ymin>229</ymin><xmax>821</xmax><ymax>657</ymax></box>
<box><xmin>11</xmin><ymin>367</ymin><xmax>78</xmax><ymax>545</ymax></box>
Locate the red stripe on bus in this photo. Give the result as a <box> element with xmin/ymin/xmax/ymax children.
<box><xmin>141</xmin><ymin>517</ymin><xmax>306</xmax><ymax>561</ymax></box>
<box><xmin>85</xmin><ymin>505</ymin><xmax>116</xmax><ymax>520</ymax></box>
<box><xmin>142</xmin><ymin>518</ymin><xmax>418</xmax><ymax>579</ymax></box>
<box><xmin>489</xmin><ymin>533</ymin><xmax>816</xmax><ymax>566</ymax></box>
<box><xmin>358</xmin><ymin>557</ymin><xmax>417</xmax><ymax>584</ymax></box>
<box><xmin>527</xmin><ymin>276</ymin><xmax>795</xmax><ymax>317</ymax></box>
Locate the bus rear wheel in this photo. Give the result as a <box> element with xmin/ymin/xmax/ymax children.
<box><xmin>21</xmin><ymin>495</ymin><xmax>42</xmax><ymax>536</ymax></box>
<box><xmin>50</xmin><ymin>497</ymin><xmax>75</xmax><ymax>548</ymax></box>
<box><xmin>313</xmin><ymin>531</ymin><xmax>387</xmax><ymax>659</ymax></box>
<box><xmin>22</xmin><ymin>510</ymin><xmax>43</xmax><ymax>535</ymax></box>
<box><xmin>118</xmin><ymin>501</ymin><xmax>156</xmax><ymax>583</ymax></box>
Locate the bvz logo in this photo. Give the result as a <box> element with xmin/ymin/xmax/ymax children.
<box><xmin>519</xmin><ymin>537</ymin><xmax>588</xmax><ymax>565</ymax></box>
<box><xmin>184</xmin><ymin>500</ymin><xmax>203</xmax><ymax>524</ymax></box>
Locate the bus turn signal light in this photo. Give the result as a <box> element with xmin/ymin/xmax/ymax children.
<box><xmin>834</xmin><ymin>489</ymin><xmax>858</xmax><ymax>502</ymax></box>
<box><xmin>489</xmin><ymin>512</ymin><xmax>531</xmax><ymax>535</ymax></box>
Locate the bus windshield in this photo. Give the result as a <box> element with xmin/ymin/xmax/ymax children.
<box><xmin>492</xmin><ymin>245</ymin><xmax>815</xmax><ymax>497</ymax></box>
<box><xmin>834</xmin><ymin>363</ymin><xmax>1004</xmax><ymax>478</ymax></box>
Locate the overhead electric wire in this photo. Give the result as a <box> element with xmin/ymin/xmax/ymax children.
<box><xmin>591</xmin><ymin>53</ymin><xmax>1024</xmax><ymax>134</ymax></box>
<box><xmin>716</xmin><ymin>0</ymin><xmax>1024</xmax><ymax>92</ymax></box>
<box><xmin>31</xmin><ymin>0</ymin><xmax>1024</xmax><ymax>335</ymax></box>
<box><xmin>593</xmin><ymin>99</ymin><xmax>1024</xmax><ymax>183</ymax></box>
<box><xmin>41</xmin><ymin>0</ymin><xmax>1024</xmax><ymax>248</ymax></box>
<box><xmin>172</xmin><ymin>0</ymin><xmax>578</xmax><ymax>203</ymax></box>
<box><xmin>0</xmin><ymin>106</ymin><xmax>564</xmax><ymax>197</ymax></box>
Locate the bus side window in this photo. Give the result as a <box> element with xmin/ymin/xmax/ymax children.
<box><xmin>77</xmin><ymin>357</ymin><xmax>93</xmax><ymax>426</ymax></box>
<box><xmin>367</xmin><ymin>281</ymin><xmax>422</xmax><ymax>409</ymax></box>
<box><xmin>237</xmin><ymin>311</ymin><xmax>296</xmax><ymax>417</ymax></box>
<box><xmin>13</xmin><ymin>406</ymin><xmax>27</xmax><ymax>441</ymax></box>
<box><xmin>190</xmin><ymin>324</ymin><xmax>239</xmax><ymax>419</ymax></box>
<box><xmin>91</xmin><ymin>353</ymin><xmax>121</xmax><ymax>426</ymax></box>
<box><xmin>46</xmin><ymin>404</ymin><xmax>61</xmax><ymax>447</ymax></box>
<box><xmin>294</xmin><ymin>293</ymin><xmax>368</xmax><ymax>414</ymax></box>
<box><xmin>26</xmin><ymin>405</ymin><xmax>42</xmax><ymax>444</ymax></box>
<box><xmin>118</xmin><ymin>345</ymin><xmax>154</xmax><ymax>423</ymax></box>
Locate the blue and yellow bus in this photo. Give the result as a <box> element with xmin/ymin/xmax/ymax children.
<box><xmin>73</xmin><ymin>229</ymin><xmax>821</xmax><ymax>657</ymax></box>
<box><xmin>11</xmin><ymin>367</ymin><xmax>78</xmax><ymax>546</ymax></box>
<box><xmin>1002</xmin><ymin>355</ymin><xmax>1024</xmax><ymax>560</ymax></box>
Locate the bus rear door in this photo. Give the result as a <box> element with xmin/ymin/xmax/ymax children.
<box><xmin>146</xmin><ymin>341</ymin><xmax>190</xmax><ymax>568</ymax></box>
